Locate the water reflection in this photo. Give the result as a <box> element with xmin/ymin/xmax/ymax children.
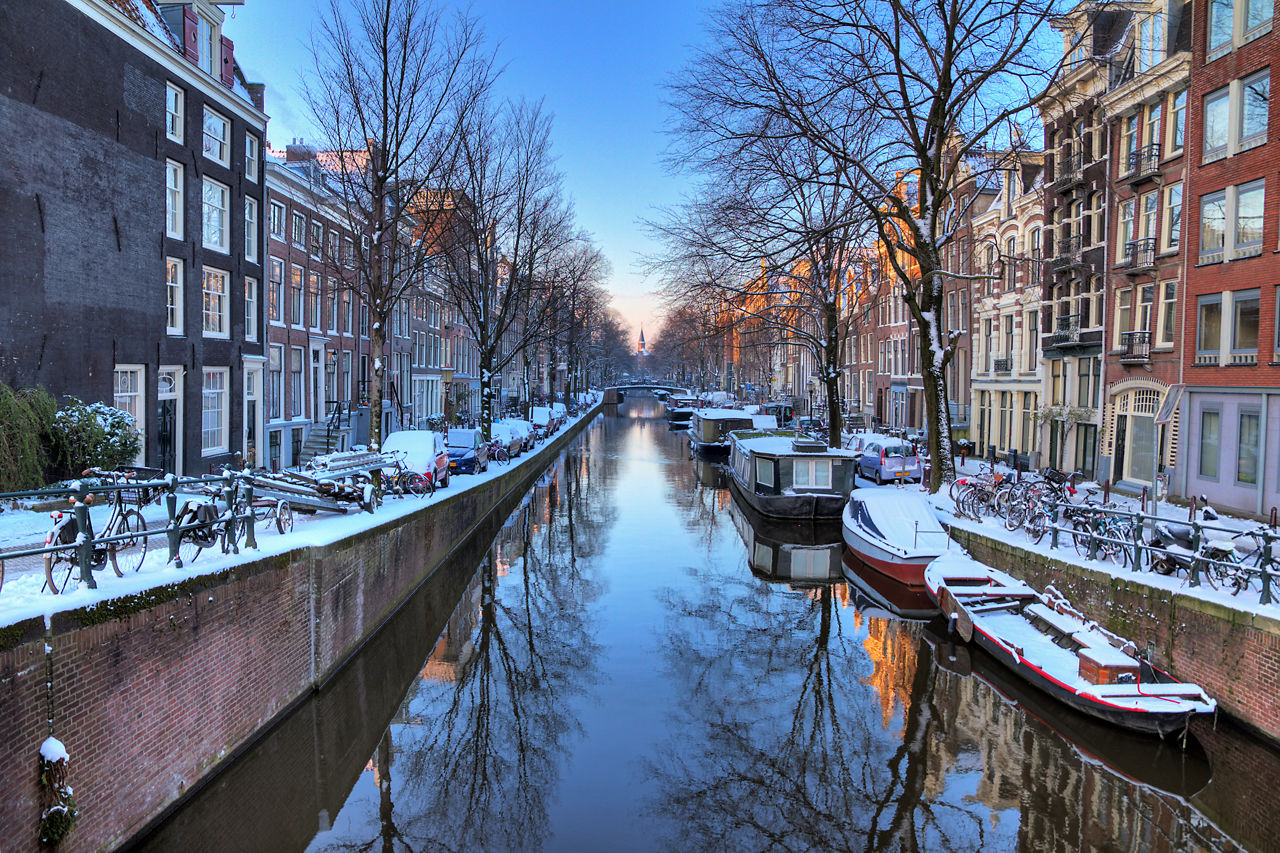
<box><xmin>726</xmin><ymin>484</ymin><xmax>843</xmax><ymax>584</ymax></box>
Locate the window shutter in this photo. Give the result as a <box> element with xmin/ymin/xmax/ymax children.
<box><xmin>220</xmin><ymin>36</ymin><xmax>235</xmax><ymax>87</ymax></box>
<box><xmin>182</xmin><ymin>8</ymin><xmax>199</xmax><ymax>62</ymax></box>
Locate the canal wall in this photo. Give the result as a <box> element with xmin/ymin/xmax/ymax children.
<box><xmin>949</xmin><ymin>525</ymin><xmax>1280</xmax><ymax>746</ymax></box>
<box><xmin>0</xmin><ymin>406</ymin><xmax>601</xmax><ymax>853</ymax></box>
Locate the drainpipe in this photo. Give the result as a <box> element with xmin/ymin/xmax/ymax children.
<box><xmin>1258</xmin><ymin>392</ymin><xmax>1271</xmax><ymax>518</ymax></box>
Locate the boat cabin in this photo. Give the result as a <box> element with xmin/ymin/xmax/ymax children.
<box><xmin>727</xmin><ymin>429</ymin><xmax>858</xmax><ymax>518</ymax></box>
<box><xmin>689</xmin><ymin>409</ymin><xmax>776</xmax><ymax>448</ymax></box>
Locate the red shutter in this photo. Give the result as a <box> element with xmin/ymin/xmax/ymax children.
<box><xmin>182</xmin><ymin>8</ymin><xmax>199</xmax><ymax>62</ymax></box>
<box><xmin>220</xmin><ymin>36</ymin><xmax>235</xmax><ymax>87</ymax></box>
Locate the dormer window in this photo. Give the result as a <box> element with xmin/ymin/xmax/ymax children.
<box><xmin>198</xmin><ymin>15</ymin><xmax>217</xmax><ymax>76</ymax></box>
<box><xmin>1136</xmin><ymin>14</ymin><xmax>1165</xmax><ymax>72</ymax></box>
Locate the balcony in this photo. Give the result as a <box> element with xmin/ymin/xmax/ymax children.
<box><xmin>993</xmin><ymin>356</ymin><xmax>1012</xmax><ymax>373</ymax></box>
<box><xmin>1050</xmin><ymin>234</ymin><xmax>1083</xmax><ymax>272</ymax></box>
<box><xmin>1047</xmin><ymin>314</ymin><xmax>1081</xmax><ymax>347</ymax></box>
<box><xmin>1122</xmin><ymin>238</ymin><xmax>1156</xmax><ymax>274</ymax></box>
<box><xmin>1118</xmin><ymin>330</ymin><xmax>1151</xmax><ymax>363</ymax></box>
<box><xmin>1052</xmin><ymin>151</ymin><xmax>1084</xmax><ymax>190</ymax></box>
<box><xmin>1126</xmin><ymin>144</ymin><xmax>1161</xmax><ymax>183</ymax></box>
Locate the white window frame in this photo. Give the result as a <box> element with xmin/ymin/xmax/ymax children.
<box><xmin>291</xmin><ymin>212</ymin><xmax>306</xmax><ymax>248</ymax></box>
<box><xmin>244</xmin><ymin>196</ymin><xmax>258</xmax><ymax>262</ymax></box>
<box><xmin>202</xmin><ymin>177</ymin><xmax>230</xmax><ymax>253</ymax></box>
<box><xmin>1162</xmin><ymin>183</ymin><xmax>1183</xmax><ymax>251</ymax></box>
<box><xmin>114</xmin><ymin>365</ymin><xmax>146</xmax><ymax>465</ymax></box>
<box><xmin>165</xmin><ymin>83</ymin><xmax>184</xmax><ymax>143</ymax></box>
<box><xmin>202</xmin><ymin>266</ymin><xmax>230</xmax><ymax>338</ymax></box>
<box><xmin>245</xmin><ymin>276</ymin><xmax>259</xmax><ymax>343</ymax></box>
<box><xmin>268</xmin><ymin>257</ymin><xmax>285</xmax><ymax>324</ymax></box>
<box><xmin>201</xmin><ymin>367</ymin><xmax>229</xmax><ymax>455</ymax></box>
<box><xmin>1168</xmin><ymin>89</ymin><xmax>1187</xmax><ymax>152</ymax></box>
<box><xmin>1156</xmin><ymin>281</ymin><xmax>1178</xmax><ymax>347</ymax></box>
<box><xmin>203</xmin><ymin>107</ymin><xmax>230</xmax><ymax>166</ymax></box>
<box><xmin>165</xmin><ymin>160</ymin><xmax>183</xmax><ymax>239</ymax></box>
<box><xmin>269</xmin><ymin>201</ymin><xmax>286</xmax><ymax>239</ymax></box>
<box><xmin>793</xmin><ymin>458</ymin><xmax>832</xmax><ymax>489</ymax></box>
<box><xmin>166</xmin><ymin>257</ymin><xmax>184</xmax><ymax>335</ymax></box>
<box><xmin>245</xmin><ymin>134</ymin><xmax>259</xmax><ymax>182</ymax></box>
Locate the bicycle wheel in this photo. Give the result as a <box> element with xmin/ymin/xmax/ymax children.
<box><xmin>1071</xmin><ymin>519</ymin><xmax>1095</xmax><ymax>557</ymax></box>
<box><xmin>403</xmin><ymin>472</ymin><xmax>430</xmax><ymax>496</ymax></box>
<box><xmin>274</xmin><ymin>500</ymin><xmax>295</xmax><ymax>534</ymax></box>
<box><xmin>1026</xmin><ymin>510</ymin><xmax>1050</xmax><ymax>544</ymax></box>
<box><xmin>1004</xmin><ymin>500</ymin><xmax>1027</xmax><ymax>532</ymax></box>
<box><xmin>111</xmin><ymin>508</ymin><xmax>149</xmax><ymax>573</ymax></box>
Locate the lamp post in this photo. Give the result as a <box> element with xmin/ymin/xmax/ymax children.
<box><xmin>442</xmin><ymin>366</ymin><xmax>454</xmax><ymax>425</ymax></box>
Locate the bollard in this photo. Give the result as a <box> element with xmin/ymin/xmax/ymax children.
<box><xmin>242</xmin><ymin>476</ymin><xmax>257</xmax><ymax>550</ymax></box>
<box><xmin>74</xmin><ymin>488</ymin><xmax>96</xmax><ymax>589</ymax></box>
<box><xmin>1132</xmin><ymin>511</ymin><xmax>1143</xmax><ymax>569</ymax></box>
<box><xmin>1103</xmin><ymin>479</ymin><xmax>1110</xmax><ymax>504</ymax></box>
<box><xmin>221</xmin><ymin>469</ymin><xmax>238</xmax><ymax>555</ymax></box>
<box><xmin>1051</xmin><ymin>503</ymin><xmax>1061</xmax><ymax>549</ymax></box>
<box><xmin>1261</xmin><ymin>533</ymin><xmax>1274</xmax><ymax>605</ymax></box>
<box><xmin>1189</xmin><ymin>521</ymin><xmax>1201</xmax><ymax>587</ymax></box>
<box><xmin>1087</xmin><ymin>516</ymin><xmax>1099</xmax><ymax>562</ymax></box>
<box><xmin>1141</xmin><ymin>485</ymin><xmax>1148</xmax><ymax>515</ymax></box>
<box><xmin>1271</xmin><ymin>506</ymin><xmax>1277</xmax><ymax>529</ymax></box>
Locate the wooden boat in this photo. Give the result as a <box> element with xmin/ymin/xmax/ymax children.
<box><xmin>840</xmin><ymin>487</ymin><xmax>949</xmax><ymax>586</ymax></box>
<box><xmin>688</xmin><ymin>409</ymin><xmax>776</xmax><ymax>456</ymax></box>
<box><xmin>924</xmin><ymin>554</ymin><xmax>1217</xmax><ymax>737</ymax></box>
<box><xmin>726</xmin><ymin>430</ymin><xmax>857</xmax><ymax>519</ymax></box>
<box><xmin>727</xmin><ymin>486</ymin><xmax>843</xmax><ymax>585</ymax></box>
<box><xmin>664</xmin><ymin>396</ymin><xmax>699</xmax><ymax>428</ymax></box>
<box><xmin>841</xmin><ymin>547</ymin><xmax>940</xmax><ymax>620</ymax></box>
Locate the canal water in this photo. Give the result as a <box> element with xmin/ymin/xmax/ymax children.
<box><xmin>136</xmin><ymin>397</ymin><xmax>1280</xmax><ymax>852</ymax></box>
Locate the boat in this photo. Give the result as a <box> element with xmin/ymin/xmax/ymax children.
<box><xmin>840</xmin><ymin>487</ymin><xmax>950</xmax><ymax>585</ymax></box>
<box><xmin>687</xmin><ymin>409</ymin><xmax>776</xmax><ymax>456</ymax></box>
<box><xmin>664</xmin><ymin>396</ymin><xmax>699</xmax><ymax>428</ymax></box>
<box><xmin>924</xmin><ymin>553</ymin><xmax>1217</xmax><ymax>737</ymax></box>
<box><xmin>726</xmin><ymin>430</ymin><xmax>857</xmax><ymax>519</ymax></box>
<box><xmin>921</xmin><ymin>621</ymin><xmax>1213</xmax><ymax>798</ymax></box>
<box><xmin>841</xmin><ymin>547</ymin><xmax>940</xmax><ymax>620</ymax></box>
<box><xmin>727</xmin><ymin>485</ymin><xmax>843</xmax><ymax>585</ymax></box>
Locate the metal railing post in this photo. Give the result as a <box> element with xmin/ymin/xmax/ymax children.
<box><xmin>221</xmin><ymin>469</ymin><xmax>239</xmax><ymax>555</ymax></box>
<box><xmin>242</xmin><ymin>476</ymin><xmax>257</xmax><ymax>550</ymax></box>
<box><xmin>73</xmin><ymin>486</ymin><xmax>96</xmax><ymax>589</ymax></box>
<box><xmin>1132</xmin><ymin>510</ymin><xmax>1143</xmax><ymax>570</ymax></box>
<box><xmin>1261</xmin><ymin>533</ymin><xmax>1274</xmax><ymax>605</ymax></box>
<box><xmin>1189</xmin><ymin>521</ymin><xmax>1202</xmax><ymax>587</ymax></box>
<box><xmin>1051</xmin><ymin>503</ymin><xmax>1061</xmax><ymax>549</ymax></box>
<box><xmin>165</xmin><ymin>477</ymin><xmax>181</xmax><ymax>566</ymax></box>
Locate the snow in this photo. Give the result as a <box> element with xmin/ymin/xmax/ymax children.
<box><xmin>734</xmin><ymin>433</ymin><xmax>858</xmax><ymax>458</ymax></box>
<box><xmin>0</xmin><ymin>406</ymin><xmax>603</xmax><ymax>630</ymax></box>
<box><xmin>40</xmin><ymin>737</ymin><xmax>68</xmax><ymax>764</ymax></box>
<box><xmin>848</xmin><ymin>487</ymin><xmax>950</xmax><ymax>555</ymax></box>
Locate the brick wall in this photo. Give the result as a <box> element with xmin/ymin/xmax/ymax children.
<box><xmin>0</xmin><ymin>406</ymin><xmax>599</xmax><ymax>852</ymax></box>
<box><xmin>951</xmin><ymin>526</ymin><xmax>1280</xmax><ymax>743</ymax></box>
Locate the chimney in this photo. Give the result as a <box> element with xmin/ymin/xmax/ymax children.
<box><xmin>286</xmin><ymin>140</ymin><xmax>317</xmax><ymax>163</ymax></box>
<box><xmin>244</xmin><ymin>82</ymin><xmax>266</xmax><ymax>113</ymax></box>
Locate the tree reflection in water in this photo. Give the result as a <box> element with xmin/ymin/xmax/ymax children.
<box><xmin>312</xmin><ymin>449</ymin><xmax>612</xmax><ymax>853</ymax></box>
<box><xmin>647</xmin><ymin>571</ymin><xmax>1006</xmax><ymax>851</ymax></box>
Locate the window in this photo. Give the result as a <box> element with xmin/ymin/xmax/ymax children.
<box><xmin>1140</xmin><ymin>192</ymin><xmax>1158</xmax><ymax>243</ymax></box>
<box><xmin>113</xmin><ymin>366</ymin><xmax>144</xmax><ymax>458</ymax></box>
<box><xmin>328</xmin><ymin>280</ymin><xmax>339</xmax><ymax>331</ymax></box>
<box><xmin>344</xmin><ymin>237</ymin><xmax>355</xmax><ymax>267</ymax></box>
<box><xmin>1240</xmin><ymin>70</ymin><xmax>1270</xmax><ymax>150</ymax></box>
<box><xmin>292</xmin><ymin>212</ymin><xmax>306</xmax><ymax>247</ymax></box>
<box><xmin>245</xmin><ymin>277</ymin><xmax>259</xmax><ymax>343</ymax></box>
<box><xmin>344</xmin><ymin>293</ymin><xmax>353</xmax><ymax>333</ymax></box>
<box><xmin>1199</xmin><ymin>409</ymin><xmax>1220</xmax><ymax>478</ymax></box>
<box><xmin>1077</xmin><ymin>357</ymin><xmax>1100</xmax><ymax>408</ymax></box>
<box><xmin>1204</xmin><ymin>87</ymin><xmax>1229</xmax><ymax>160</ymax></box>
<box><xmin>1137</xmin><ymin>13</ymin><xmax>1165</xmax><ymax>71</ymax></box>
<box><xmin>1232</xmin><ymin>288</ymin><xmax>1260</xmax><ymax>353</ymax></box>
<box><xmin>244</xmin><ymin>197</ymin><xmax>258</xmax><ymax>262</ymax></box>
<box><xmin>166</xmin><ymin>160</ymin><xmax>183</xmax><ymax>239</ymax></box>
<box><xmin>1138</xmin><ymin>284</ymin><xmax>1155</xmax><ymax>332</ymax></box>
<box><xmin>308</xmin><ymin>273</ymin><xmax>322</xmax><ymax>328</ymax></box>
<box><xmin>755</xmin><ymin>457</ymin><xmax>774</xmax><ymax>489</ymax></box>
<box><xmin>202</xmin><ymin>178</ymin><xmax>229</xmax><ymax>252</ymax></box>
<box><xmin>1162</xmin><ymin>183</ymin><xmax>1183</xmax><ymax>250</ymax></box>
<box><xmin>202</xmin><ymin>108</ymin><xmax>229</xmax><ymax>166</ymax></box>
<box><xmin>166</xmin><ymin>258</ymin><xmax>183</xmax><ymax>335</ymax></box>
<box><xmin>1197</xmin><ymin>294</ymin><xmax>1223</xmax><ymax>358</ymax></box>
<box><xmin>165</xmin><ymin>83</ymin><xmax>183</xmax><ymax>142</ymax></box>
<box><xmin>269</xmin><ymin>202</ymin><xmax>286</xmax><ymax>239</ymax></box>
<box><xmin>202</xmin><ymin>267</ymin><xmax>229</xmax><ymax>337</ymax></box>
<box><xmin>1144</xmin><ymin>101</ymin><xmax>1162</xmax><ymax>149</ymax></box>
<box><xmin>310</xmin><ymin>222</ymin><xmax>323</xmax><ymax>258</ymax></box>
<box><xmin>327</xmin><ymin>231</ymin><xmax>339</xmax><ymax>263</ymax></box>
<box><xmin>793</xmin><ymin>458</ymin><xmax>832</xmax><ymax>489</ymax></box>
<box><xmin>1199</xmin><ymin>190</ymin><xmax>1227</xmax><ymax>263</ymax></box>
<box><xmin>269</xmin><ymin>346</ymin><xmax>283</xmax><ymax>420</ymax></box>
<box><xmin>1122</xmin><ymin>114</ymin><xmax>1139</xmax><ymax>168</ymax></box>
<box><xmin>290</xmin><ymin>347</ymin><xmax>304</xmax><ymax>417</ymax></box>
<box><xmin>1115</xmin><ymin>288</ymin><xmax>1132</xmax><ymax>343</ymax></box>
<box><xmin>202</xmin><ymin>368</ymin><xmax>228</xmax><ymax>454</ymax></box>
<box><xmin>1238</xmin><ymin>410</ymin><xmax>1261</xmax><ymax>484</ymax></box>
<box><xmin>268</xmin><ymin>258</ymin><xmax>284</xmax><ymax>323</ymax></box>
<box><xmin>1025</xmin><ymin>309</ymin><xmax>1039</xmax><ymax>371</ymax></box>
<box><xmin>197</xmin><ymin>15</ymin><xmax>218</xmax><ymax>76</ymax></box>
<box><xmin>245</xmin><ymin>134</ymin><xmax>259</xmax><ymax>182</ymax></box>
<box><xmin>1004</xmin><ymin>237</ymin><xmax>1016</xmax><ymax>289</ymax></box>
<box><xmin>290</xmin><ymin>266</ymin><xmax>304</xmax><ymax>325</ymax></box>
<box><xmin>1169</xmin><ymin>89</ymin><xmax>1187</xmax><ymax>150</ymax></box>
<box><xmin>1118</xmin><ymin>200</ymin><xmax>1135</xmax><ymax>261</ymax></box>
<box><xmin>1235</xmin><ymin>179</ymin><xmax>1265</xmax><ymax>258</ymax></box>
<box><xmin>1157</xmin><ymin>281</ymin><xmax>1177</xmax><ymax>346</ymax></box>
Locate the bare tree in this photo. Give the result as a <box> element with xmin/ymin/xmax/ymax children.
<box><xmin>304</xmin><ymin>0</ymin><xmax>493</xmax><ymax>450</ymax></box>
<box><xmin>671</xmin><ymin>0</ymin><xmax>1064</xmax><ymax>489</ymax></box>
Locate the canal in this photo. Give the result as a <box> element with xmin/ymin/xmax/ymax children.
<box><xmin>135</xmin><ymin>397</ymin><xmax>1280</xmax><ymax>852</ymax></box>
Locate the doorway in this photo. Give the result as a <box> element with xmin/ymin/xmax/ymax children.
<box><xmin>157</xmin><ymin>367</ymin><xmax>182</xmax><ymax>475</ymax></box>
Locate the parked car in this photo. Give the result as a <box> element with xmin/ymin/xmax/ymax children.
<box><xmin>446</xmin><ymin>428</ymin><xmax>489</xmax><ymax>474</ymax></box>
<box><xmin>529</xmin><ymin>406</ymin><xmax>556</xmax><ymax>439</ymax></box>
<box><xmin>843</xmin><ymin>432</ymin><xmax>896</xmax><ymax>457</ymax></box>
<box><xmin>855</xmin><ymin>437</ymin><xmax>923</xmax><ymax>484</ymax></box>
<box><xmin>490</xmin><ymin>422</ymin><xmax>524</xmax><ymax>458</ymax></box>
<box><xmin>381</xmin><ymin>429</ymin><xmax>450</xmax><ymax>488</ymax></box>
<box><xmin>550</xmin><ymin>402</ymin><xmax>567</xmax><ymax>425</ymax></box>
<box><xmin>502</xmin><ymin>418</ymin><xmax>536</xmax><ymax>449</ymax></box>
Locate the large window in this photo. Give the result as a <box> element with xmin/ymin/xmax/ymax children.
<box><xmin>1157</xmin><ymin>281</ymin><xmax>1177</xmax><ymax>346</ymax></box>
<box><xmin>166</xmin><ymin>257</ymin><xmax>183</xmax><ymax>335</ymax></box>
<box><xmin>113</xmin><ymin>366</ymin><xmax>144</xmax><ymax>464</ymax></box>
<box><xmin>1236</xmin><ymin>180</ymin><xmax>1265</xmax><ymax>257</ymax></box>
<box><xmin>1199</xmin><ymin>181</ymin><xmax>1264</xmax><ymax>263</ymax></box>
<box><xmin>1240</xmin><ymin>70</ymin><xmax>1270</xmax><ymax>149</ymax></box>
<box><xmin>203</xmin><ymin>108</ymin><xmax>229</xmax><ymax>166</ymax></box>
<box><xmin>290</xmin><ymin>265</ymin><xmax>304</xmax><ymax>326</ymax></box>
<box><xmin>269</xmin><ymin>202</ymin><xmax>286</xmax><ymax>239</ymax></box>
<box><xmin>202</xmin><ymin>266</ymin><xmax>229</xmax><ymax>338</ymax></box>
<box><xmin>245</xmin><ymin>134</ymin><xmax>260</xmax><ymax>182</ymax></box>
<box><xmin>1238</xmin><ymin>410</ymin><xmax>1261</xmax><ymax>484</ymax></box>
<box><xmin>202</xmin><ymin>368</ymin><xmax>228</xmax><ymax>455</ymax></box>
<box><xmin>165</xmin><ymin>83</ymin><xmax>183</xmax><ymax>143</ymax></box>
<box><xmin>1137</xmin><ymin>14</ymin><xmax>1165</xmax><ymax>71</ymax></box>
<box><xmin>1162</xmin><ymin>183</ymin><xmax>1183</xmax><ymax>250</ymax></box>
<box><xmin>1199</xmin><ymin>409</ymin><xmax>1220</xmax><ymax>478</ymax></box>
<box><xmin>244</xmin><ymin>197</ymin><xmax>258</xmax><ymax>262</ymax></box>
<box><xmin>793</xmin><ymin>458</ymin><xmax>832</xmax><ymax>489</ymax></box>
<box><xmin>1209</xmin><ymin>0</ymin><xmax>1272</xmax><ymax>59</ymax></box>
<box><xmin>269</xmin><ymin>345</ymin><xmax>283</xmax><ymax>420</ymax></box>
<box><xmin>1232</xmin><ymin>288</ymin><xmax>1260</xmax><ymax>355</ymax></box>
<box><xmin>1203</xmin><ymin>87</ymin><xmax>1230</xmax><ymax>160</ymax></box>
<box><xmin>308</xmin><ymin>273</ymin><xmax>322</xmax><ymax>329</ymax></box>
<box><xmin>291</xmin><ymin>212</ymin><xmax>306</xmax><ymax>247</ymax></box>
<box><xmin>245</xmin><ymin>277</ymin><xmax>259</xmax><ymax>343</ymax></box>
<box><xmin>166</xmin><ymin>160</ymin><xmax>183</xmax><ymax>239</ymax></box>
<box><xmin>290</xmin><ymin>347</ymin><xmax>304</xmax><ymax>417</ymax></box>
<box><xmin>1115</xmin><ymin>287</ymin><xmax>1133</xmax><ymax>343</ymax></box>
<box><xmin>1169</xmin><ymin>89</ymin><xmax>1187</xmax><ymax>150</ymax></box>
<box><xmin>268</xmin><ymin>258</ymin><xmax>284</xmax><ymax>323</ymax></box>
<box><xmin>1197</xmin><ymin>294</ymin><xmax>1223</xmax><ymax>358</ymax></box>
<box><xmin>202</xmin><ymin>178</ymin><xmax>229</xmax><ymax>253</ymax></box>
<box><xmin>1077</xmin><ymin>357</ymin><xmax>1100</xmax><ymax>408</ymax></box>
<box><xmin>1118</xmin><ymin>200</ymin><xmax>1136</xmax><ymax>260</ymax></box>
<box><xmin>1203</xmin><ymin>73</ymin><xmax>1272</xmax><ymax>161</ymax></box>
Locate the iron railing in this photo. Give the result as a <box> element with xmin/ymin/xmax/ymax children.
<box><xmin>1119</xmin><ymin>330</ymin><xmax>1151</xmax><ymax>362</ymax></box>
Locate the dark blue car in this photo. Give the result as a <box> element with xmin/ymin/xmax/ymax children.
<box><xmin>446</xmin><ymin>428</ymin><xmax>489</xmax><ymax>474</ymax></box>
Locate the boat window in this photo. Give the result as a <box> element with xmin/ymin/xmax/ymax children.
<box><xmin>756</xmin><ymin>457</ymin><xmax>775</xmax><ymax>488</ymax></box>
<box><xmin>794</xmin><ymin>459</ymin><xmax>832</xmax><ymax>488</ymax></box>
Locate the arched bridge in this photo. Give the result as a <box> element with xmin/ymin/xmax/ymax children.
<box><xmin>603</xmin><ymin>384</ymin><xmax>691</xmax><ymax>404</ymax></box>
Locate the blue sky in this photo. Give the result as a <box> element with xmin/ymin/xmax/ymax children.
<box><xmin>225</xmin><ymin>0</ymin><xmax>713</xmax><ymax>340</ymax></box>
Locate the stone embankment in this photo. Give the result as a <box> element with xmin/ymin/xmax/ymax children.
<box><xmin>0</xmin><ymin>405</ymin><xmax>601</xmax><ymax>853</ymax></box>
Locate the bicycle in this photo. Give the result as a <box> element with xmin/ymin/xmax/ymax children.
<box><xmin>42</xmin><ymin>468</ymin><xmax>156</xmax><ymax>594</ymax></box>
<box><xmin>377</xmin><ymin>450</ymin><xmax>433</xmax><ymax>497</ymax></box>
<box><xmin>487</xmin><ymin>440</ymin><xmax>510</xmax><ymax>464</ymax></box>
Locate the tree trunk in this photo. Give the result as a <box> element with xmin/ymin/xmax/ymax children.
<box><xmin>368</xmin><ymin>320</ymin><xmax>387</xmax><ymax>451</ymax></box>
<box><xmin>908</xmin><ymin>263</ymin><xmax>955</xmax><ymax>492</ymax></box>
<box><xmin>480</xmin><ymin>351</ymin><xmax>494</xmax><ymax>442</ymax></box>
<box><xmin>824</xmin><ymin>302</ymin><xmax>843</xmax><ymax>448</ymax></box>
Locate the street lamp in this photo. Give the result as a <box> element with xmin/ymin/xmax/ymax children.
<box><xmin>442</xmin><ymin>366</ymin><xmax>454</xmax><ymax>425</ymax></box>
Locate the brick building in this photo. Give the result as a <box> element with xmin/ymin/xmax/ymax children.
<box><xmin>0</xmin><ymin>0</ymin><xmax>267</xmax><ymax>475</ymax></box>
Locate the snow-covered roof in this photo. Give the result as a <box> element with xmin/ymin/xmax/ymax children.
<box><xmin>733</xmin><ymin>431</ymin><xmax>858</xmax><ymax>458</ymax></box>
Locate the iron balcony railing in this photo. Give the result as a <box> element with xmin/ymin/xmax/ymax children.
<box><xmin>1051</xmin><ymin>234</ymin><xmax>1083</xmax><ymax>271</ymax></box>
<box><xmin>993</xmin><ymin>356</ymin><xmax>1013</xmax><ymax>373</ymax></box>
<box><xmin>1123</xmin><ymin>238</ymin><xmax>1157</xmax><ymax>272</ymax></box>
<box><xmin>1053</xmin><ymin>151</ymin><xmax>1083</xmax><ymax>187</ymax></box>
<box><xmin>1047</xmin><ymin>313</ymin><xmax>1080</xmax><ymax>347</ymax></box>
<box><xmin>1118</xmin><ymin>330</ymin><xmax>1151</xmax><ymax>363</ymax></box>
<box><xmin>1126</xmin><ymin>144</ymin><xmax>1161</xmax><ymax>179</ymax></box>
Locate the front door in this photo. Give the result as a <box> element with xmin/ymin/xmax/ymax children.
<box><xmin>244</xmin><ymin>364</ymin><xmax>263</xmax><ymax>468</ymax></box>
<box><xmin>1123</xmin><ymin>414</ymin><xmax>1155</xmax><ymax>485</ymax></box>
<box><xmin>310</xmin><ymin>345</ymin><xmax>326</xmax><ymax>424</ymax></box>
<box><xmin>157</xmin><ymin>367</ymin><xmax>182</xmax><ymax>475</ymax></box>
